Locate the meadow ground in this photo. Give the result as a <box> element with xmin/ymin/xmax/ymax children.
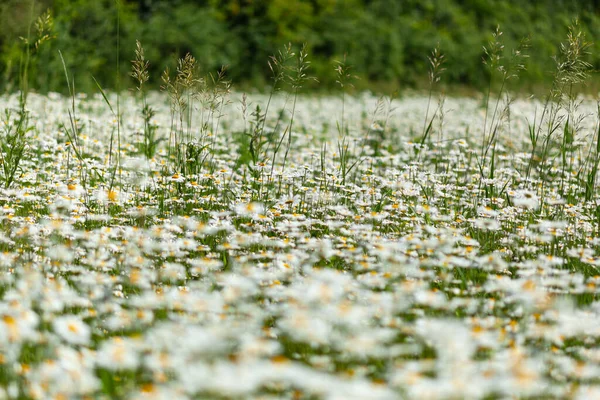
<box><xmin>2</xmin><ymin>89</ymin><xmax>600</xmax><ymax>400</ymax></box>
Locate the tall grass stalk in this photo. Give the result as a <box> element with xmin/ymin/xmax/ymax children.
<box><xmin>248</xmin><ymin>44</ymin><xmax>294</xmax><ymax>169</ymax></box>
<box><xmin>481</xmin><ymin>28</ymin><xmax>528</xmax><ymax>162</ymax></box>
<box><xmin>0</xmin><ymin>7</ymin><xmax>53</xmax><ymax>189</ymax></box>
<box><xmin>531</xmin><ymin>21</ymin><xmax>591</xmax><ymax>205</ymax></box>
<box><xmin>161</xmin><ymin>54</ymin><xmax>200</xmax><ymax>174</ymax></box>
<box><xmin>130</xmin><ymin>41</ymin><xmax>161</xmax><ymax>161</ymax></box>
<box><xmin>478</xmin><ymin>27</ymin><xmax>528</xmax><ymax>199</ymax></box>
<box><xmin>419</xmin><ymin>45</ymin><xmax>445</xmax><ymax>150</ymax></box>
<box><xmin>59</xmin><ymin>51</ymin><xmax>93</xmax><ymax>205</ymax></box>
<box><xmin>205</xmin><ymin>67</ymin><xmax>232</xmax><ymax>172</ymax></box>
<box><xmin>264</xmin><ymin>45</ymin><xmax>295</xmax><ymax>186</ymax></box>
<box><xmin>281</xmin><ymin>44</ymin><xmax>313</xmax><ymax>172</ymax></box>
<box><xmin>557</xmin><ymin>25</ymin><xmax>591</xmax><ymax>200</ymax></box>
<box><xmin>333</xmin><ymin>55</ymin><xmax>356</xmax><ymax>185</ymax></box>
<box><xmin>274</xmin><ymin>44</ymin><xmax>315</xmax><ymax>195</ymax></box>
<box><xmin>112</xmin><ymin>0</ymin><xmax>123</xmax><ymax>191</ymax></box>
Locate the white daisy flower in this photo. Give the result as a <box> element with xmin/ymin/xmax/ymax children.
<box><xmin>52</xmin><ymin>315</ymin><xmax>91</xmax><ymax>346</ymax></box>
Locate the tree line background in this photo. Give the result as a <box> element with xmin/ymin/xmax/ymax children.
<box><xmin>1</xmin><ymin>0</ymin><xmax>599</xmax><ymax>94</ymax></box>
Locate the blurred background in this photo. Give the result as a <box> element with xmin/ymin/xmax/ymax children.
<box><xmin>1</xmin><ymin>0</ymin><xmax>599</xmax><ymax>94</ymax></box>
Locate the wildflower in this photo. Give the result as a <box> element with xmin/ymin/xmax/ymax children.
<box><xmin>107</xmin><ymin>189</ymin><xmax>118</xmax><ymax>202</ymax></box>
<box><xmin>96</xmin><ymin>337</ymin><xmax>140</xmax><ymax>371</ymax></box>
<box><xmin>512</xmin><ymin>190</ymin><xmax>539</xmax><ymax>210</ymax></box>
<box><xmin>235</xmin><ymin>202</ymin><xmax>264</xmax><ymax>216</ymax></box>
<box><xmin>53</xmin><ymin>315</ymin><xmax>91</xmax><ymax>346</ymax></box>
<box><xmin>0</xmin><ymin>308</ymin><xmax>39</xmax><ymax>344</ymax></box>
<box><xmin>169</xmin><ymin>173</ymin><xmax>185</xmax><ymax>183</ymax></box>
<box><xmin>473</xmin><ymin>218</ymin><xmax>500</xmax><ymax>231</ymax></box>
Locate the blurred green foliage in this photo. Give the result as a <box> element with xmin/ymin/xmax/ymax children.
<box><xmin>1</xmin><ymin>0</ymin><xmax>600</xmax><ymax>93</ymax></box>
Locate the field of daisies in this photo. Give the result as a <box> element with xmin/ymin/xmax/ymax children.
<box><xmin>3</xmin><ymin>80</ymin><xmax>600</xmax><ymax>400</ymax></box>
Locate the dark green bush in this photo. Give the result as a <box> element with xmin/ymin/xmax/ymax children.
<box><xmin>0</xmin><ymin>0</ymin><xmax>599</xmax><ymax>93</ymax></box>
